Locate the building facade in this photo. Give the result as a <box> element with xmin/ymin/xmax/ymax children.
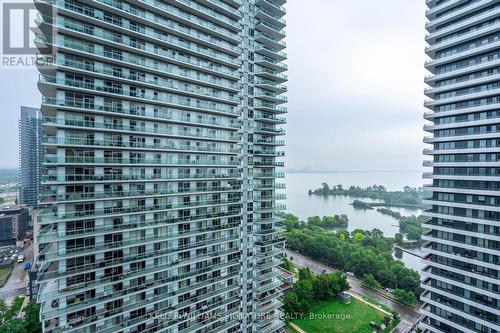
<box><xmin>422</xmin><ymin>1</ymin><xmax>500</xmax><ymax>332</ymax></box>
<box><xmin>0</xmin><ymin>204</ymin><xmax>31</xmax><ymax>246</ymax></box>
<box><xmin>18</xmin><ymin>106</ymin><xmax>43</xmax><ymax>208</ymax></box>
<box><xmin>34</xmin><ymin>0</ymin><xmax>287</xmax><ymax>332</ymax></box>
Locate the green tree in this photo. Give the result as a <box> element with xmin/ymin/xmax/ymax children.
<box><xmin>298</xmin><ymin>267</ymin><xmax>313</xmax><ymax>281</ymax></box>
<box><xmin>320</xmin><ymin>183</ymin><xmax>330</xmax><ymax>195</ymax></box>
<box><xmin>307</xmin><ymin>216</ymin><xmax>321</xmax><ymax>226</ymax></box>
<box><xmin>0</xmin><ymin>319</ymin><xmax>26</xmax><ymax>333</ymax></box>
<box><xmin>394</xmin><ymin>289</ymin><xmax>417</xmax><ymax>306</ymax></box>
<box><xmin>0</xmin><ymin>298</ymin><xmax>7</xmax><ymax>322</ymax></box>
<box><xmin>24</xmin><ymin>302</ymin><xmax>42</xmax><ymax>333</ymax></box>
<box><xmin>294</xmin><ymin>279</ymin><xmax>314</xmax><ymax>310</ymax></box>
<box><xmin>394</xmin><ymin>233</ymin><xmax>404</xmax><ymax>245</ymax></box>
<box><xmin>0</xmin><ymin>302</ymin><xmax>42</xmax><ymax>333</ymax></box>
<box><xmin>284</xmin><ymin>223</ymin><xmax>422</xmax><ymax>297</ymax></box>
<box><xmin>363</xmin><ymin>273</ymin><xmax>381</xmax><ymax>290</ymax></box>
<box><xmin>279</xmin><ymin>212</ymin><xmax>301</xmax><ymax>231</ymax></box>
<box><xmin>283</xmin><ymin>291</ymin><xmax>301</xmax><ymax>316</ymax></box>
<box><xmin>280</xmin><ymin>258</ymin><xmax>294</xmax><ymax>272</ymax></box>
<box><xmin>354</xmin><ymin>232</ymin><xmax>364</xmax><ymax>242</ymax></box>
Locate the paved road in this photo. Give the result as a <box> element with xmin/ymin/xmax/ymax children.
<box><xmin>286</xmin><ymin>249</ymin><xmax>421</xmax><ymax>333</ymax></box>
<box><xmin>0</xmin><ymin>244</ymin><xmax>33</xmax><ymax>303</ymax></box>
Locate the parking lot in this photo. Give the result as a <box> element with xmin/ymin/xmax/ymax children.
<box><xmin>0</xmin><ymin>244</ymin><xmax>33</xmax><ymax>305</ymax></box>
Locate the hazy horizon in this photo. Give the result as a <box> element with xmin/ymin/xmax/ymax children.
<box><xmin>0</xmin><ymin>0</ymin><xmax>428</xmax><ymax>172</ymax></box>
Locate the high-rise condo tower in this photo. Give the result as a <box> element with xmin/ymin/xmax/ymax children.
<box><xmin>34</xmin><ymin>0</ymin><xmax>287</xmax><ymax>332</ymax></box>
<box><xmin>422</xmin><ymin>1</ymin><xmax>500</xmax><ymax>332</ymax></box>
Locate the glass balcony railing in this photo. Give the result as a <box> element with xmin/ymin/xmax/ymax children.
<box><xmin>255</xmin><ymin>32</ymin><xmax>286</xmax><ymax>47</ymax></box>
<box><xmin>169</xmin><ymin>0</ymin><xmax>241</xmax><ymax>29</ymax></box>
<box><xmin>41</xmin><ymin>185</ymin><xmax>241</xmax><ymax>203</ymax></box>
<box><xmin>96</xmin><ymin>294</ymin><xmax>241</xmax><ymax>333</ymax></box>
<box><xmin>39</xmin><ymin>258</ymin><xmax>241</xmax><ymax>320</ymax></box>
<box><xmin>47</xmin><ymin>0</ymin><xmax>241</xmax><ymax>52</ymax></box>
<box><xmin>98</xmin><ymin>0</ymin><xmax>240</xmax><ymax>38</ymax></box>
<box><xmin>41</xmin><ymin>172</ymin><xmax>239</xmax><ymax>183</ymax></box>
<box><xmin>35</xmin><ymin>35</ymin><xmax>240</xmax><ymax>79</ymax></box>
<box><xmin>41</xmin><ymin>98</ymin><xmax>240</xmax><ymax>129</ymax></box>
<box><xmin>253</xmin><ymin>183</ymin><xmax>286</xmax><ymax>189</ymax></box>
<box><xmin>38</xmin><ymin>229</ymin><xmax>241</xmax><ymax>261</ymax></box>
<box><xmin>255</xmin><ymin>79</ymin><xmax>287</xmax><ymax>91</ymax></box>
<box><xmin>51</xmin><ymin>56</ymin><xmax>238</xmax><ymax>92</ymax></box>
<box><xmin>199</xmin><ymin>0</ymin><xmax>241</xmax><ymax>16</ymax></box>
<box><xmin>38</xmin><ymin>198</ymin><xmax>242</xmax><ymax>223</ymax></box>
<box><xmin>253</xmin><ymin>193</ymin><xmax>286</xmax><ymax>200</ymax></box>
<box><xmin>255</xmin><ymin>91</ymin><xmax>288</xmax><ymax>103</ymax></box>
<box><xmin>40</xmin><ymin>76</ymin><xmax>239</xmax><ymax>114</ymax></box>
<box><xmin>253</xmin><ymin>172</ymin><xmax>285</xmax><ymax>178</ymax></box>
<box><xmin>38</xmin><ymin>222</ymin><xmax>241</xmax><ymax>249</ymax></box>
<box><xmin>43</xmin><ymin>137</ymin><xmax>240</xmax><ymax>154</ymax></box>
<box><xmin>255</xmin><ymin>67</ymin><xmax>288</xmax><ymax>81</ymax></box>
<box><xmin>255</xmin><ymin>53</ymin><xmax>287</xmax><ymax>65</ymax></box>
<box><xmin>254</xmin><ymin>235</ymin><xmax>285</xmax><ymax>247</ymax></box>
<box><xmin>44</xmin><ymin>115</ymin><xmax>238</xmax><ymax>136</ymax></box>
<box><xmin>55</xmin><ymin>17</ymin><xmax>241</xmax><ymax>67</ymax></box>
<box><xmin>56</xmin><ymin>60</ymin><xmax>240</xmax><ymax>102</ymax></box>
<box><xmin>253</xmin><ymin>161</ymin><xmax>285</xmax><ymax>167</ymax></box>
<box><xmin>254</xmin><ymin>126</ymin><xmax>286</xmax><ymax>135</ymax></box>
<box><xmin>36</xmin><ymin>244</ymin><xmax>239</xmax><ymax>283</ymax></box>
<box><xmin>254</xmin><ymin>204</ymin><xmax>286</xmax><ymax>213</ymax></box>
<box><xmin>254</xmin><ymin>139</ymin><xmax>285</xmax><ymax>145</ymax></box>
<box><xmin>257</xmin><ymin>7</ymin><xmax>286</xmax><ymax>26</ymax></box>
<box><xmin>256</xmin><ymin>43</ymin><xmax>287</xmax><ymax>59</ymax></box>
<box><xmin>257</xmin><ymin>0</ymin><xmax>286</xmax><ymax>15</ymax></box>
<box><xmin>253</xmin><ymin>150</ymin><xmax>285</xmax><ymax>157</ymax></box>
<box><xmin>256</xmin><ymin>20</ymin><xmax>286</xmax><ymax>37</ymax></box>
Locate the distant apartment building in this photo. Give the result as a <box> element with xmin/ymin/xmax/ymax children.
<box><xmin>0</xmin><ymin>204</ymin><xmax>31</xmax><ymax>246</ymax></box>
<box><xmin>18</xmin><ymin>106</ymin><xmax>43</xmax><ymax>208</ymax></box>
<box><xmin>34</xmin><ymin>0</ymin><xmax>287</xmax><ymax>333</ymax></box>
<box><xmin>422</xmin><ymin>1</ymin><xmax>500</xmax><ymax>333</ymax></box>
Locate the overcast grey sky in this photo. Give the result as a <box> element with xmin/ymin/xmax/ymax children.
<box><xmin>0</xmin><ymin>0</ymin><xmax>428</xmax><ymax>171</ymax></box>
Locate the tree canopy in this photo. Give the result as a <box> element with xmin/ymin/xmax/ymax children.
<box><xmin>282</xmin><ymin>213</ymin><xmax>421</xmax><ymax>297</ymax></box>
<box><xmin>283</xmin><ymin>267</ymin><xmax>350</xmax><ymax>317</ymax></box>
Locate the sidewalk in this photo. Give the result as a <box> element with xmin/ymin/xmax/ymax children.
<box><xmin>288</xmin><ymin>322</ymin><xmax>306</xmax><ymax>333</ymax></box>
<box><xmin>347</xmin><ymin>291</ymin><xmax>393</xmax><ymax>316</ymax></box>
<box><xmin>17</xmin><ymin>296</ymin><xmax>30</xmax><ymax>318</ymax></box>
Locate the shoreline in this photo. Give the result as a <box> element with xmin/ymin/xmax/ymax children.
<box><xmin>308</xmin><ymin>190</ymin><xmax>425</xmax><ymax>210</ymax></box>
<box><xmin>342</xmin><ymin>200</ymin><xmax>422</xmax><ymax>210</ymax></box>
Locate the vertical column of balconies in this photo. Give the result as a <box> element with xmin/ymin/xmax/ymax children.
<box><xmin>239</xmin><ymin>1</ymin><xmax>254</xmax><ymax>332</ymax></box>
<box><xmin>422</xmin><ymin>1</ymin><xmax>500</xmax><ymax>332</ymax></box>
<box><xmin>251</xmin><ymin>1</ymin><xmax>287</xmax><ymax>333</ymax></box>
<box><xmin>35</xmin><ymin>0</ymin><xmax>247</xmax><ymax>332</ymax></box>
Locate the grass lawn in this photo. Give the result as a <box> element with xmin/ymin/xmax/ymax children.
<box><xmin>4</xmin><ymin>296</ymin><xmax>25</xmax><ymax>320</ymax></box>
<box><xmin>292</xmin><ymin>298</ymin><xmax>387</xmax><ymax>333</ymax></box>
<box><xmin>0</xmin><ymin>267</ymin><xmax>12</xmax><ymax>288</ymax></box>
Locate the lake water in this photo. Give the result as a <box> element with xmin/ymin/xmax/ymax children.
<box><xmin>283</xmin><ymin>172</ymin><xmax>425</xmax><ymax>272</ymax></box>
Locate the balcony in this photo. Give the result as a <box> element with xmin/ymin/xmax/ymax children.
<box><xmin>39</xmin><ymin>76</ymin><xmax>239</xmax><ymax>115</ymax></box>
<box><xmin>41</xmin><ymin>185</ymin><xmax>241</xmax><ymax>204</ymax></box>
<box><xmin>35</xmin><ymin>35</ymin><xmax>240</xmax><ymax>80</ymax></box>
<box><xmin>38</xmin><ymin>198</ymin><xmax>242</xmax><ymax>223</ymax></box>
<box><xmin>44</xmin><ymin>141</ymin><xmax>239</xmax><ymax>158</ymax></box>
